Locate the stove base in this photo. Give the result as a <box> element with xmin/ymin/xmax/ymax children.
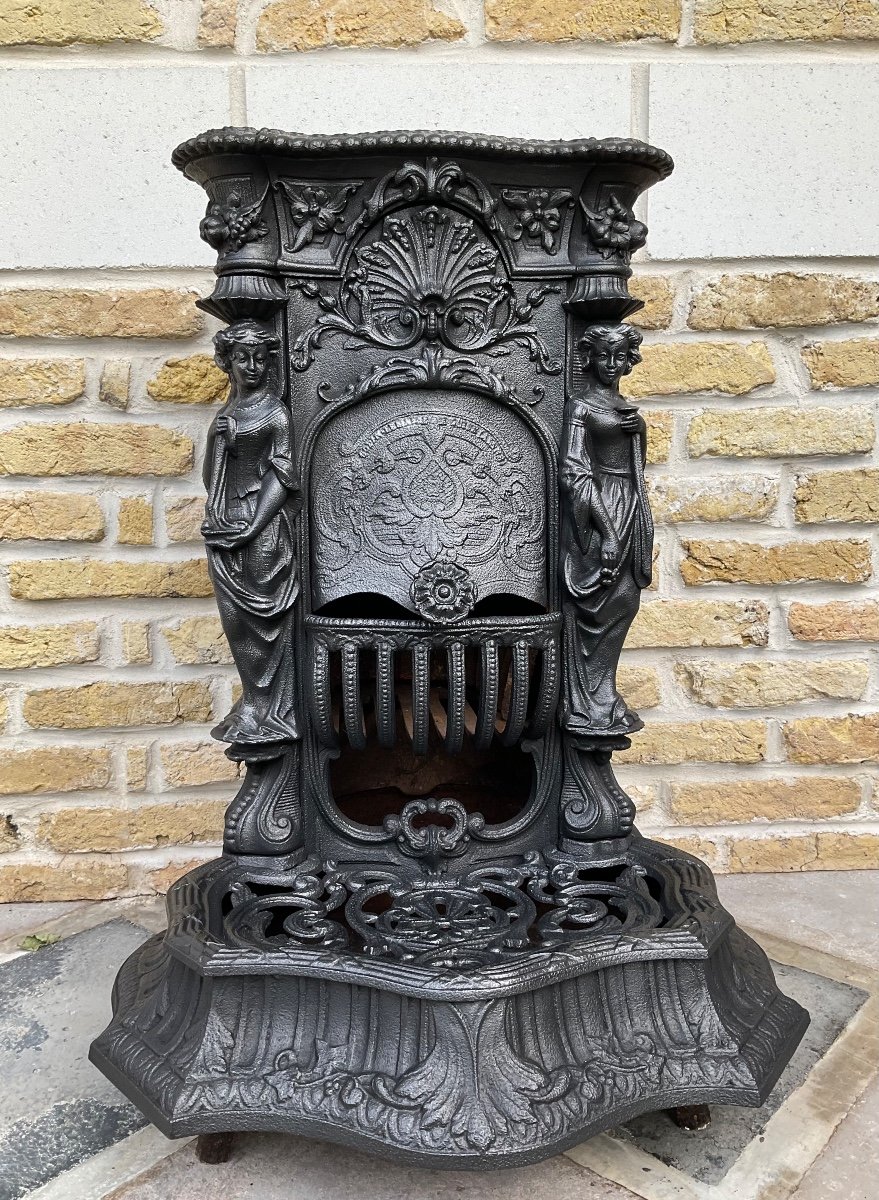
<box><xmin>90</xmin><ymin>841</ymin><xmax>808</xmax><ymax>1168</ymax></box>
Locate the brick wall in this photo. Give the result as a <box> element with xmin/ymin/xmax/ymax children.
<box><xmin>0</xmin><ymin>0</ymin><xmax>877</xmax><ymax>900</ymax></box>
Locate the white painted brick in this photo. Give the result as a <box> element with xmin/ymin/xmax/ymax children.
<box><xmin>0</xmin><ymin>67</ymin><xmax>231</xmax><ymax>270</ymax></box>
<box><xmin>648</xmin><ymin>64</ymin><xmax>879</xmax><ymax>260</ymax></box>
<box><xmin>245</xmin><ymin>62</ymin><xmax>632</xmax><ymax>141</ymax></box>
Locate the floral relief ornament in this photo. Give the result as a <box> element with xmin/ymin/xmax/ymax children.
<box><xmin>411</xmin><ymin>559</ymin><xmax>477</xmax><ymax>623</ymax></box>
<box><xmin>501</xmin><ymin>187</ymin><xmax>574</xmax><ymax>254</ymax></box>
<box><xmin>276</xmin><ymin>182</ymin><xmax>358</xmax><ymax>252</ymax></box>
<box><xmin>200</xmin><ymin>187</ymin><xmax>270</xmax><ymax>253</ymax></box>
<box><xmin>580</xmin><ymin>193</ymin><xmax>648</xmax><ymax>260</ymax></box>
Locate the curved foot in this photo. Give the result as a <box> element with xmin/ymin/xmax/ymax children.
<box><xmin>195</xmin><ymin>1132</ymin><xmax>235</xmax><ymax>1164</ymax></box>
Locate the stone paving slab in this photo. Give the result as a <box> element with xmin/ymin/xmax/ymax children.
<box><xmin>102</xmin><ymin>1132</ymin><xmax>639</xmax><ymax>1200</ymax></box>
<box><xmin>790</xmin><ymin>1072</ymin><xmax>878</xmax><ymax>1200</ymax></box>
<box><xmin>0</xmin><ymin>920</ymin><xmax>151</xmax><ymax>1200</ymax></box>
<box><xmin>717</xmin><ymin>872</ymin><xmax>879</xmax><ymax>972</ymax></box>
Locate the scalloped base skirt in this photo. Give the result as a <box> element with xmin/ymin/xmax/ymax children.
<box><xmin>90</xmin><ymin>850</ymin><xmax>808</xmax><ymax>1168</ymax></box>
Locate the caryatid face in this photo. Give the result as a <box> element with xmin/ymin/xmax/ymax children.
<box><xmin>588</xmin><ymin>336</ymin><xmax>630</xmax><ymax>387</ymax></box>
<box><xmin>227</xmin><ymin>341</ymin><xmax>270</xmax><ymax>391</ymax></box>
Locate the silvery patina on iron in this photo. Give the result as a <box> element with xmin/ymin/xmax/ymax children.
<box><xmin>92</xmin><ymin>128</ymin><xmax>807</xmax><ymax>1167</ymax></box>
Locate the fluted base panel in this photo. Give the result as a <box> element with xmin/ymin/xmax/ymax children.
<box><xmin>90</xmin><ymin>846</ymin><xmax>808</xmax><ymax>1168</ymax></box>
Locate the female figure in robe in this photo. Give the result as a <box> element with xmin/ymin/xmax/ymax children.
<box><xmin>560</xmin><ymin>323</ymin><xmax>652</xmax><ymax>739</ymax></box>
<box><xmin>201</xmin><ymin>319</ymin><xmax>301</xmax><ymax>755</ymax></box>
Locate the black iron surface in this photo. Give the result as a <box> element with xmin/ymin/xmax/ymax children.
<box><xmin>91</xmin><ymin>128</ymin><xmax>807</xmax><ymax>1167</ymax></box>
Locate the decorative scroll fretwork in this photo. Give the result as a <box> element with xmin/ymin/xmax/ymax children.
<box><xmin>291</xmin><ymin>207</ymin><xmax>561</xmax><ymax>373</ymax></box>
<box><xmin>383</xmin><ymin>797</ymin><xmax>475</xmax><ymax>865</ymax></box>
<box><xmin>345</xmin><ymin>156</ymin><xmax>503</xmax><ymax>241</ymax></box>
<box><xmin>219</xmin><ymin>850</ymin><xmax>667</xmax><ymax>968</ymax></box>
<box><xmin>316</xmin><ymin>345</ymin><xmax>530</xmax><ymax>407</ymax></box>
<box><xmin>226</xmin><ymin>857</ymin><xmax>348</xmax><ymax>951</ymax></box>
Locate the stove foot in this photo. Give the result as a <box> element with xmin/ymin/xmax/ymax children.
<box><xmin>195</xmin><ymin>1132</ymin><xmax>235</xmax><ymax>1164</ymax></box>
<box><xmin>667</xmin><ymin>1104</ymin><xmax>712</xmax><ymax>1131</ymax></box>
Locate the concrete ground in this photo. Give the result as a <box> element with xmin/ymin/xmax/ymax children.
<box><xmin>0</xmin><ymin>871</ymin><xmax>876</xmax><ymax>1200</ymax></box>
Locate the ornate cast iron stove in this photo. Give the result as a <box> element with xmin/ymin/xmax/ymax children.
<box><xmin>91</xmin><ymin>129</ymin><xmax>808</xmax><ymax>1167</ymax></box>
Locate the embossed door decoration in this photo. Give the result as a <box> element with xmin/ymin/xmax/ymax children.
<box><xmin>92</xmin><ymin>131</ymin><xmax>808</xmax><ymax>1167</ymax></box>
<box><xmin>309</xmin><ymin>391</ymin><xmax>546</xmax><ymax>618</ymax></box>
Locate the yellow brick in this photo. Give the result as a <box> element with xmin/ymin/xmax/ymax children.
<box><xmin>37</xmin><ymin>798</ymin><xmax>227</xmax><ymax>852</ymax></box>
<box><xmin>681</xmin><ymin>538</ymin><xmax>872</xmax><ymax>586</ymax></box>
<box><xmin>688</xmin><ymin>405</ymin><xmax>874</xmax><ymax>458</ymax></box>
<box><xmin>0</xmin><ymin>695</ymin><xmax>9</xmax><ymax>733</ymax></box>
<box><xmin>99</xmin><ymin>360</ymin><xmax>130</xmax><ymax>410</ymax></box>
<box><xmin>653</xmin><ymin>833</ymin><xmax>725</xmax><ymax>870</ymax></box>
<box><xmin>0</xmin><ymin>621</ymin><xmax>99</xmax><ymax>669</ymax></box>
<box><xmin>159</xmin><ymin>741</ymin><xmax>240</xmax><ymax>789</ymax></box>
<box><xmin>688</xmin><ymin>273</ymin><xmax>879</xmax><ymax>329</ymax></box>
<box><xmin>126</xmin><ymin>746</ymin><xmax>148</xmax><ymax>791</ymax></box>
<box><xmin>117</xmin><ymin>497</ymin><xmax>153</xmax><ymax>545</ymax></box>
<box><xmin>0</xmin><ymin>288</ymin><xmax>200</xmax><ymax>339</ymax></box>
<box><xmin>621</xmin><ymin>341</ymin><xmax>774</xmax><ymax>399</ymax></box>
<box><xmin>784</xmin><ymin>714</ymin><xmax>879</xmax><ymax>765</ymax></box>
<box><xmin>629</xmin><ymin>277</ymin><xmax>675</xmax><ymax>330</ymax></box>
<box><xmin>147</xmin><ymin>355</ymin><xmax>229</xmax><ymax>405</ymax></box>
<box><xmin>617</xmin><ymin>719</ymin><xmax>766</xmax><ymax>765</ymax></box>
<box><xmin>802</xmin><ymin>338</ymin><xmax>879</xmax><ymax>390</ymax></box>
<box><xmin>121</xmin><ymin>621</ymin><xmax>151</xmax><ymax>665</ymax></box>
<box><xmin>728</xmin><ymin>833</ymin><xmax>879</xmax><ymax>873</ymax></box>
<box><xmin>670</xmin><ymin>777</ymin><xmax>861</xmax><ymax>825</ymax></box>
<box><xmin>0</xmin><ymin>747</ymin><xmax>111</xmax><ymax>796</ymax></box>
<box><xmin>789</xmin><ymin>600</ymin><xmax>879</xmax><ymax>643</ymax></box>
<box><xmin>0</xmin><ymin>358</ymin><xmax>85</xmax><ymax>407</ymax></box>
<box><xmin>0</xmin><ymin>422</ymin><xmax>192</xmax><ymax>477</ymax></box>
<box><xmin>644</xmin><ymin>411</ymin><xmax>672</xmax><ymax>465</ymax></box>
<box><xmin>165</xmin><ymin>495</ymin><xmax>205</xmax><ymax>543</ymax></box>
<box><xmin>198</xmin><ymin>0</ymin><xmax>237</xmax><ymax>46</ymax></box>
<box><xmin>161</xmin><ymin>616</ymin><xmax>232</xmax><ymax>665</ymax></box>
<box><xmin>627</xmin><ymin>599</ymin><xmax>769</xmax><ymax>648</ymax></box>
<box><xmin>0</xmin><ymin>0</ymin><xmax>162</xmax><ymax>44</ymax></box>
<box><xmin>23</xmin><ymin>680</ymin><xmax>213</xmax><ymax>730</ymax></box>
<box><xmin>8</xmin><ymin>557</ymin><xmax>211</xmax><ymax>600</ymax></box>
<box><xmin>813</xmin><ymin>832</ymin><xmax>879</xmax><ymax>870</ymax></box>
<box><xmin>0</xmin><ymin>817</ymin><xmax>18</xmax><ymax>853</ymax></box>
<box><xmin>0</xmin><ymin>492</ymin><xmax>104</xmax><ymax>541</ymax></box>
<box><xmin>0</xmin><ymin>859</ymin><xmax>128</xmax><ymax>902</ymax></box>
<box><xmin>794</xmin><ymin>469</ymin><xmax>879</xmax><ymax>523</ymax></box>
<box><xmin>676</xmin><ymin>659</ymin><xmax>868</xmax><ymax>707</ymax></box>
<box><xmin>143</xmin><ymin>855</ymin><xmax>211</xmax><ymax>894</ymax></box>
<box><xmin>256</xmin><ymin>0</ymin><xmax>465</xmax><ymax>50</ymax></box>
<box><xmin>485</xmin><ymin>0</ymin><xmax>680</xmax><ymax>42</ymax></box>
<box><xmin>648</xmin><ymin>475</ymin><xmax>777</xmax><ymax>523</ymax></box>
<box><xmin>617</xmin><ymin>666</ymin><xmax>661</xmax><ymax>710</ymax></box>
<box><xmin>695</xmin><ymin>1</ymin><xmax>879</xmax><ymax>45</ymax></box>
